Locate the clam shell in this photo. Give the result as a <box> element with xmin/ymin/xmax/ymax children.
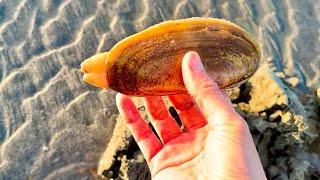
<box><xmin>81</xmin><ymin>17</ymin><xmax>261</xmax><ymax>96</ymax></box>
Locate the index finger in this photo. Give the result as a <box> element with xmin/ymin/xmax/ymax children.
<box><xmin>116</xmin><ymin>93</ymin><xmax>163</xmax><ymax>162</ymax></box>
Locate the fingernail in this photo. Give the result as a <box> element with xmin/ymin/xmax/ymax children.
<box><xmin>188</xmin><ymin>52</ymin><xmax>205</xmax><ymax>72</ymax></box>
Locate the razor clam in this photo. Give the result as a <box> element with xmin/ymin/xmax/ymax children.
<box><xmin>81</xmin><ymin>17</ymin><xmax>261</xmax><ymax>96</ymax></box>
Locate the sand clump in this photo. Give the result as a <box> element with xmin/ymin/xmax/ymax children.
<box><xmin>233</xmin><ymin>65</ymin><xmax>320</xmax><ymax>179</ymax></box>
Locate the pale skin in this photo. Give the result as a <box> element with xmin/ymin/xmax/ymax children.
<box><xmin>116</xmin><ymin>52</ymin><xmax>267</xmax><ymax>180</ymax></box>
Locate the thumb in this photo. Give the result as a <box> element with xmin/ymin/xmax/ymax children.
<box><xmin>181</xmin><ymin>51</ymin><xmax>235</xmax><ymax>119</ymax></box>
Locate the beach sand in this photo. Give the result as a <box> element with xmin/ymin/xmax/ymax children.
<box><xmin>0</xmin><ymin>0</ymin><xmax>319</xmax><ymax>179</ymax></box>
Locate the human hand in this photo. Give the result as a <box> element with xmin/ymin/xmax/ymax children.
<box><xmin>116</xmin><ymin>51</ymin><xmax>266</xmax><ymax>179</ymax></box>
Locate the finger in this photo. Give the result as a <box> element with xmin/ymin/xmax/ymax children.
<box><xmin>181</xmin><ymin>51</ymin><xmax>236</xmax><ymax>120</ymax></box>
<box><xmin>168</xmin><ymin>94</ymin><xmax>207</xmax><ymax>131</ymax></box>
<box><xmin>143</xmin><ymin>96</ymin><xmax>182</xmax><ymax>144</ymax></box>
<box><xmin>116</xmin><ymin>93</ymin><xmax>163</xmax><ymax>161</ymax></box>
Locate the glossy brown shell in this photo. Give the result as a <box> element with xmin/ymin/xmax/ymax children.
<box><xmin>106</xmin><ymin>18</ymin><xmax>261</xmax><ymax>95</ymax></box>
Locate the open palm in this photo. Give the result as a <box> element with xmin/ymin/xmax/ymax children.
<box><xmin>116</xmin><ymin>52</ymin><xmax>266</xmax><ymax>179</ymax></box>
